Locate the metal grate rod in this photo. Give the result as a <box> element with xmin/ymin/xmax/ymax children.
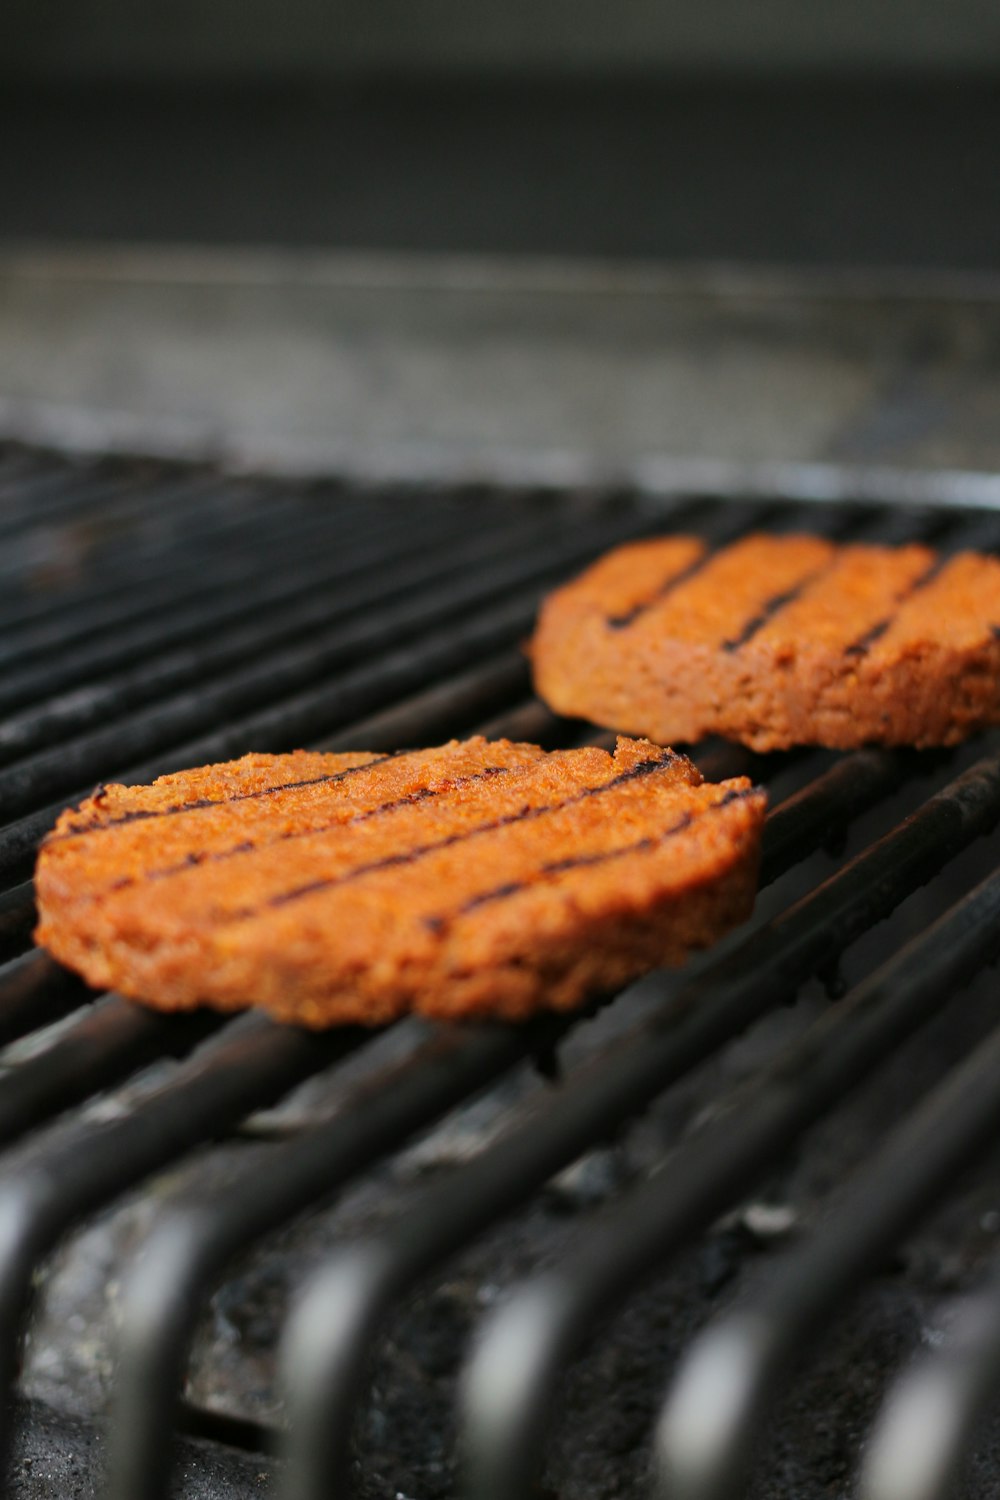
<box><xmin>0</xmin><ymin>490</ymin><xmax>544</xmax><ymax>731</ymax></box>
<box><xmin>654</xmin><ymin>1001</ymin><xmax>1000</xmax><ymax>1500</ymax></box>
<box><xmin>0</xmin><ymin>490</ymin><xmax>435</xmax><ymax>702</ymax></box>
<box><xmin>0</xmin><ymin>997</ymin><xmax>221</xmax><ymax>1148</ymax></box>
<box><xmin>0</xmin><ymin>503</ymin><xmax>579</xmax><ymax>759</ymax></box>
<box><xmin>0</xmin><ymin>466</ymin><xmax>151</xmax><ymax>544</ymax></box>
<box><xmin>275</xmin><ymin>749</ymin><xmax>1000</xmax><ymax>1500</ymax></box>
<box><xmin>0</xmin><ymin>953</ymin><xmax>94</xmax><ymax>1050</ymax></box>
<box><xmin>0</xmin><ymin>470</ymin><xmax>289</xmax><ymax>603</ymax></box>
<box><xmin>0</xmin><ymin>506</ymin><xmax>657</xmax><ymax>825</ymax></box>
<box><xmin>459</xmin><ymin>861</ymin><xmax>1000</xmax><ymax>1500</ymax></box>
<box><xmin>0</xmin><ymin>884</ymin><xmax>38</xmax><ymax>967</ymax></box>
<box><xmin>3</xmin><ymin>449</ymin><xmax>1000</xmax><ymax>1498</ymax></box>
<box><xmin>103</xmin><ymin>1013</ymin><xmax>572</xmax><ymax>1500</ymax></box>
<box><xmin>0</xmin><ymin>475</ymin><xmax>329</xmax><ymax>648</ymax></box>
<box><xmin>0</xmin><ymin>1012</ymin><xmax>371</xmax><ymax>1489</ymax></box>
<box><xmin>861</xmin><ymin>1264</ymin><xmax>1000</xmax><ymax>1500</ymax></box>
<box><xmin>318</xmin><ymin>652</ymin><xmax>542</xmax><ymax>754</ymax></box>
<box><xmin>0</xmin><ymin>593</ymin><xmax>533</xmax><ymax>885</ymax></box>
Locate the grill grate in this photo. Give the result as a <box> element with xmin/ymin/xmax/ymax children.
<box><xmin>0</xmin><ymin>444</ymin><xmax>999</xmax><ymax>1499</ymax></box>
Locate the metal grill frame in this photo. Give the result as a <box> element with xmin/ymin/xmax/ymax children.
<box><xmin>0</xmin><ymin>442</ymin><xmax>997</xmax><ymax>1500</ymax></box>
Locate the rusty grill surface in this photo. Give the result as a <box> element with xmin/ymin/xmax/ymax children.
<box><xmin>2</xmin><ymin>446</ymin><xmax>1000</xmax><ymax>1499</ymax></box>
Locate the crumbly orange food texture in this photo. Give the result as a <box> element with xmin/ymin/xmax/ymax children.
<box><xmin>531</xmin><ymin>533</ymin><xmax>1000</xmax><ymax>750</ymax></box>
<box><xmin>34</xmin><ymin>737</ymin><xmax>766</xmax><ymax>1027</ymax></box>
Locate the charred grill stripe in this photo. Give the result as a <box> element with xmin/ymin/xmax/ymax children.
<box><xmin>48</xmin><ymin>751</ymin><xmax>408</xmax><ymax>842</ymax></box>
<box><xmin>105</xmin><ymin>765</ymin><xmax>516</xmax><ymax>892</ymax></box>
<box><xmin>844</xmin><ymin>617</ymin><xmax>891</xmax><ymax>657</ymax></box>
<box><xmin>721</xmin><ymin>563</ymin><xmax>833</xmax><ymax>653</ymax></box>
<box><xmin>844</xmin><ymin>555</ymin><xmax>948</xmax><ymax>658</ymax></box>
<box><xmin>605</xmin><ymin>549</ymin><xmax>712</xmax><ymax>629</ymax></box>
<box><xmin>225</xmin><ymin>751</ymin><xmax>680</xmax><ymax>921</ymax></box>
<box><xmin>425</xmin><ymin>785</ymin><xmax>756</xmax><ymax>930</ymax></box>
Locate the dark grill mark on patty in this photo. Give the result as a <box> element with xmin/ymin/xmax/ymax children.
<box><xmin>425</xmin><ymin>785</ymin><xmax>755</xmax><ymax>931</ymax></box>
<box><xmin>225</xmin><ymin>752</ymin><xmax>679</xmax><ymax>921</ymax></box>
<box><xmin>722</xmin><ymin>564</ymin><xmax>832</xmax><ymax>653</ymax></box>
<box><xmin>606</xmin><ymin>549</ymin><xmax>711</xmax><ymax>629</ymax></box>
<box><xmin>844</xmin><ymin>556</ymin><xmax>948</xmax><ymax>658</ymax></box>
<box><xmin>104</xmin><ymin>765</ymin><xmax>516</xmax><ymax>893</ymax></box>
<box><xmin>48</xmin><ymin>752</ymin><xmax>404</xmax><ymax>842</ymax></box>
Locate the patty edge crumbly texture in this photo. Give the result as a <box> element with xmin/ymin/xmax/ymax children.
<box><xmin>531</xmin><ymin>534</ymin><xmax>1000</xmax><ymax>750</ymax></box>
<box><xmin>34</xmin><ymin>738</ymin><xmax>766</xmax><ymax>1027</ymax></box>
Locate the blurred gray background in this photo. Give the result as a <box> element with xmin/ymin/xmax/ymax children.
<box><xmin>7</xmin><ymin>2</ymin><xmax>1000</xmax><ymax>80</ymax></box>
<box><xmin>2</xmin><ymin>2</ymin><xmax>1000</xmax><ymax>482</ymax></box>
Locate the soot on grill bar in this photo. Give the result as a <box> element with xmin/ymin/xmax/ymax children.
<box><xmin>3</xmin><ymin>444</ymin><xmax>1000</xmax><ymax>1500</ymax></box>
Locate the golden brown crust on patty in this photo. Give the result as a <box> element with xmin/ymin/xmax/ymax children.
<box><xmin>531</xmin><ymin>533</ymin><xmax>1000</xmax><ymax>750</ymax></box>
<box><xmin>34</xmin><ymin>737</ymin><xmax>766</xmax><ymax>1027</ymax></box>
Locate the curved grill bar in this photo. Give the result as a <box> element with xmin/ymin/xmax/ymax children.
<box><xmin>459</xmin><ymin>862</ymin><xmax>1000</xmax><ymax>1500</ymax></box>
<box><xmin>653</xmin><ymin>1012</ymin><xmax>1000</xmax><ymax>1500</ymax></box>
<box><xmin>0</xmin><ymin>447</ymin><xmax>996</xmax><ymax>1498</ymax></box>
<box><xmin>0</xmin><ymin>1013</ymin><xmax>366</xmax><ymax>1484</ymax></box>
<box><xmin>276</xmin><ymin>749</ymin><xmax>1000</xmax><ymax>1500</ymax></box>
<box><xmin>861</xmin><ymin>1270</ymin><xmax>1000</xmax><ymax>1500</ymax></box>
<box><xmin>104</xmin><ymin>1017</ymin><xmax>562</xmax><ymax>1500</ymax></box>
<box><xmin>0</xmin><ymin>508</ymin><xmax>652</xmax><ymax>823</ymax></box>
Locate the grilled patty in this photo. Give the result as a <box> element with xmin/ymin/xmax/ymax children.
<box><xmin>531</xmin><ymin>533</ymin><xmax>1000</xmax><ymax>750</ymax></box>
<box><xmin>34</xmin><ymin>737</ymin><xmax>766</xmax><ymax>1026</ymax></box>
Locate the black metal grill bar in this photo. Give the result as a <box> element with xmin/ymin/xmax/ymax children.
<box><xmin>0</xmin><ymin>565</ymin><xmax>597</xmax><ymax>889</ymax></box>
<box><xmin>274</xmin><ymin>750</ymin><xmax>1000</xmax><ymax>1500</ymax></box>
<box><xmin>861</xmin><ymin>1265</ymin><xmax>1000</xmax><ymax>1500</ymax></box>
<box><xmin>0</xmin><ymin>998</ymin><xmax>221</xmax><ymax>1148</ymax></box>
<box><xmin>0</xmin><ymin>450</ymin><xmax>999</xmax><ymax>1500</ymax></box>
<box><xmin>0</xmin><ymin>503</ymin><xmax>580</xmax><ymax>757</ymax></box>
<box><xmin>459</xmin><ymin>860</ymin><xmax>1000</xmax><ymax>1500</ymax></box>
<box><xmin>0</xmin><ymin>1013</ymin><xmax>372</xmax><ymax>1484</ymax></box>
<box><xmin>0</xmin><ymin>469</ymin><xmax>483</xmax><ymax>654</ymax></box>
<box><xmin>0</xmin><ymin>595</ymin><xmax>533</xmax><ymax>885</ymax></box>
<box><xmin>0</xmin><ymin>482</ymin><xmax>467</xmax><ymax>691</ymax></box>
<box><xmin>0</xmin><ymin>499</ymin><xmax>255</xmax><ymax>649</ymax></box>
<box><xmin>474</xmin><ymin>697</ymin><xmax>583</xmax><ymax>748</ymax></box>
<box><xmin>757</xmin><ymin>746</ymin><xmax>916</xmax><ymax>884</ymax></box>
<box><xmin>0</xmin><ymin>471</ymin><xmax>286</xmax><ymax>602</ymax></box>
<box><xmin>654</xmin><ymin>990</ymin><xmax>1000</xmax><ymax>1500</ymax></box>
<box><xmin>0</xmin><ymin>886</ymin><xmax>37</xmax><ymax>968</ymax></box>
<box><xmin>0</xmin><ymin>506</ymin><xmax>659</xmax><ymax>826</ymax></box>
<box><xmin>0</xmin><ymin>493</ymin><xmax>387</xmax><ymax>671</ymax></box>
<box><xmin>0</xmin><ymin>953</ymin><xmax>94</xmax><ymax>1051</ymax></box>
<box><xmin>0</xmin><ymin>476</ymin><xmax>320</xmax><ymax>644</ymax></box>
<box><xmin>0</xmin><ymin>466</ymin><xmax>154</xmax><ymax>543</ymax></box>
<box><xmin>103</xmin><ymin>1014</ymin><xmax>571</xmax><ymax>1500</ymax></box>
<box><xmin>102</xmin><ymin>588</ymin><xmax>602</xmax><ymax>785</ymax></box>
<box><xmin>318</xmin><ymin>651</ymin><xmax>538</xmax><ymax>754</ymax></box>
<box><xmin>0</xmin><ymin>462</ymin><xmax>258</xmax><ymax>542</ymax></box>
<box><xmin>0</xmin><ymin>475</ymin><xmax>611</xmax><ymax>648</ymax></box>
<box><xmin>0</xmin><ymin>460</ymin><xmax>190</xmax><ymax>527</ymax></box>
<box><xmin>0</xmin><ymin>463</ymin><xmax>318</xmax><ymax>567</ymax></box>
<box><xmin>3</xmin><ymin>474</ymin><xmax>522</xmax><ymax>644</ymax></box>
